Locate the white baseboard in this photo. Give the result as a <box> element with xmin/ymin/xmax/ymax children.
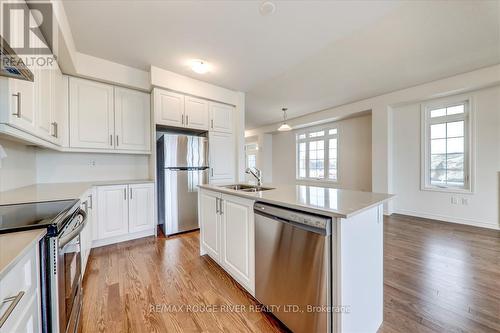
<box><xmin>393</xmin><ymin>209</ymin><xmax>500</xmax><ymax>230</ymax></box>
<box><xmin>91</xmin><ymin>229</ymin><xmax>156</xmax><ymax>248</ymax></box>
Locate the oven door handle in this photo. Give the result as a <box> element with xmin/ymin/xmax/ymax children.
<box><xmin>59</xmin><ymin>211</ymin><xmax>87</xmax><ymax>248</ymax></box>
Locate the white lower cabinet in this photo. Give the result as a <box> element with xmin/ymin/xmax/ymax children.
<box><xmin>97</xmin><ymin>185</ymin><xmax>129</xmax><ymax>239</ymax></box>
<box><xmin>199</xmin><ymin>189</ymin><xmax>255</xmax><ymax>294</ymax></box>
<box><xmin>220</xmin><ymin>194</ymin><xmax>255</xmax><ymax>293</ymax></box>
<box><xmin>199</xmin><ymin>190</ymin><xmax>221</xmax><ymax>260</ymax></box>
<box><xmin>93</xmin><ymin>183</ymin><xmax>155</xmax><ymax>248</ymax></box>
<box><xmin>0</xmin><ymin>244</ymin><xmax>40</xmax><ymax>333</ymax></box>
<box><xmin>128</xmin><ymin>183</ymin><xmax>155</xmax><ymax>233</ymax></box>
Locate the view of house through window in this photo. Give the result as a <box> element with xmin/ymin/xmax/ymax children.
<box><xmin>422</xmin><ymin>99</ymin><xmax>471</xmax><ymax>191</ymax></box>
<box><xmin>296</xmin><ymin>127</ymin><xmax>338</xmax><ymax>181</ymax></box>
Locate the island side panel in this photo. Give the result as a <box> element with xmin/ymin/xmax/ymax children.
<box><xmin>337</xmin><ymin>204</ymin><xmax>384</xmax><ymax>333</ymax></box>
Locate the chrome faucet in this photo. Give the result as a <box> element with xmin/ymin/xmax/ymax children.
<box><xmin>245</xmin><ymin>167</ymin><xmax>263</xmax><ymax>186</ymax></box>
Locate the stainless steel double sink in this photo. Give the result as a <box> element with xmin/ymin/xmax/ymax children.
<box><xmin>222</xmin><ymin>184</ymin><xmax>274</xmax><ymax>192</ymax></box>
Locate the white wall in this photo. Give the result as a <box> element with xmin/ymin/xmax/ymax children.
<box><xmin>0</xmin><ymin>139</ymin><xmax>37</xmax><ymax>191</ymax></box>
<box><xmin>272</xmin><ymin>114</ymin><xmax>372</xmax><ymax>191</ymax></box>
<box><xmin>35</xmin><ymin>149</ymin><xmax>149</xmax><ymax>183</ymax></box>
<box><xmin>393</xmin><ymin>86</ymin><xmax>500</xmax><ymax>229</ymax></box>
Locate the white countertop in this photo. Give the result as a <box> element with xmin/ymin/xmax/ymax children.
<box><xmin>0</xmin><ymin>179</ymin><xmax>154</xmax><ymax>205</ymax></box>
<box><xmin>199</xmin><ymin>183</ymin><xmax>393</xmax><ymax>218</ymax></box>
<box><xmin>0</xmin><ymin>229</ymin><xmax>46</xmax><ymax>279</ymax></box>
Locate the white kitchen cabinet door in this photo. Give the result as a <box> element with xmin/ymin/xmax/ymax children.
<box><xmin>221</xmin><ymin>195</ymin><xmax>255</xmax><ymax>293</ymax></box>
<box><xmin>209</xmin><ymin>102</ymin><xmax>233</xmax><ymax>133</ymax></box>
<box><xmin>209</xmin><ymin>131</ymin><xmax>235</xmax><ymax>182</ymax></box>
<box><xmin>114</xmin><ymin>87</ymin><xmax>151</xmax><ymax>152</ymax></box>
<box><xmin>69</xmin><ymin>77</ymin><xmax>114</xmax><ymax>149</ymax></box>
<box><xmin>52</xmin><ymin>73</ymin><xmax>68</xmax><ymax>147</ymax></box>
<box><xmin>35</xmin><ymin>67</ymin><xmax>54</xmax><ymax>141</ymax></box>
<box><xmin>128</xmin><ymin>183</ymin><xmax>155</xmax><ymax>233</ymax></box>
<box><xmin>199</xmin><ymin>190</ymin><xmax>221</xmax><ymax>261</ymax></box>
<box><xmin>3</xmin><ymin>78</ymin><xmax>36</xmax><ymax>133</ymax></box>
<box><xmin>154</xmin><ymin>89</ymin><xmax>185</xmax><ymax>127</ymax></box>
<box><xmin>185</xmin><ymin>96</ymin><xmax>209</xmax><ymax>130</ymax></box>
<box><xmin>97</xmin><ymin>185</ymin><xmax>129</xmax><ymax>239</ymax></box>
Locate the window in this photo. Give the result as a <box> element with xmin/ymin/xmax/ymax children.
<box><xmin>421</xmin><ymin>97</ymin><xmax>473</xmax><ymax>192</ymax></box>
<box><xmin>245</xmin><ymin>143</ymin><xmax>258</xmax><ymax>169</ymax></box>
<box><xmin>296</xmin><ymin>127</ymin><xmax>338</xmax><ymax>181</ymax></box>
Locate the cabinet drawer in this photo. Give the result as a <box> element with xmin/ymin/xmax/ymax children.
<box><xmin>1</xmin><ymin>293</ymin><xmax>39</xmax><ymax>333</ymax></box>
<box><xmin>0</xmin><ymin>246</ymin><xmax>38</xmax><ymax>330</ymax></box>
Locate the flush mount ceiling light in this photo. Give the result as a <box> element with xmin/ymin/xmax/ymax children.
<box><xmin>191</xmin><ymin>59</ymin><xmax>210</xmax><ymax>74</ymax></box>
<box><xmin>259</xmin><ymin>1</ymin><xmax>276</xmax><ymax>16</ymax></box>
<box><xmin>277</xmin><ymin>108</ymin><xmax>292</xmax><ymax>131</ymax></box>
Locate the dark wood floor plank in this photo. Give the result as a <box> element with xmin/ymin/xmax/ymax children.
<box><xmin>81</xmin><ymin>215</ymin><xmax>500</xmax><ymax>333</ymax></box>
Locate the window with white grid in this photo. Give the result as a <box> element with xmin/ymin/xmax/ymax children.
<box><xmin>296</xmin><ymin>127</ymin><xmax>338</xmax><ymax>182</ymax></box>
<box><xmin>421</xmin><ymin>98</ymin><xmax>473</xmax><ymax>192</ymax></box>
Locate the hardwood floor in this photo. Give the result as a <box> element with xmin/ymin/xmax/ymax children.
<box><xmin>79</xmin><ymin>229</ymin><xmax>288</xmax><ymax>333</ymax></box>
<box><xmin>81</xmin><ymin>215</ymin><xmax>500</xmax><ymax>333</ymax></box>
<box><xmin>379</xmin><ymin>215</ymin><xmax>500</xmax><ymax>333</ymax></box>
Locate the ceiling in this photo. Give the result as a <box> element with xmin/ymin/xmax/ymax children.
<box><xmin>62</xmin><ymin>0</ymin><xmax>500</xmax><ymax>129</ymax></box>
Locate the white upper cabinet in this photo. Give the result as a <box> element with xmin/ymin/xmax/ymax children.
<box><xmin>209</xmin><ymin>131</ymin><xmax>235</xmax><ymax>183</ymax></box>
<box><xmin>128</xmin><ymin>183</ymin><xmax>155</xmax><ymax>233</ymax></box>
<box><xmin>0</xmin><ymin>6</ymin><xmax>64</xmax><ymax>146</ymax></box>
<box><xmin>69</xmin><ymin>77</ymin><xmax>114</xmax><ymax>149</ymax></box>
<box><xmin>154</xmin><ymin>89</ymin><xmax>185</xmax><ymax>127</ymax></box>
<box><xmin>114</xmin><ymin>87</ymin><xmax>151</xmax><ymax>152</ymax></box>
<box><xmin>209</xmin><ymin>102</ymin><xmax>234</xmax><ymax>133</ymax></box>
<box><xmin>35</xmin><ymin>67</ymin><xmax>53</xmax><ymax>139</ymax></box>
<box><xmin>97</xmin><ymin>185</ymin><xmax>129</xmax><ymax>239</ymax></box>
<box><xmin>185</xmin><ymin>96</ymin><xmax>209</xmax><ymax>130</ymax></box>
<box><xmin>1</xmin><ymin>77</ymin><xmax>36</xmax><ymax>133</ymax></box>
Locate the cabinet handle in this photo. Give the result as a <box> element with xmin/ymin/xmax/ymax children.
<box><xmin>0</xmin><ymin>291</ymin><xmax>25</xmax><ymax>327</ymax></box>
<box><xmin>12</xmin><ymin>92</ymin><xmax>21</xmax><ymax>118</ymax></box>
<box><xmin>210</xmin><ymin>168</ymin><xmax>214</xmax><ymax>177</ymax></box>
<box><xmin>181</xmin><ymin>114</ymin><xmax>185</xmax><ymax>125</ymax></box>
<box><xmin>116</xmin><ymin>135</ymin><xmax>119</xmax><ymax>147</ymax></box>
<box><xmin>124</xmin><ymin>188</ymin><xmax>127</xmax><ymax>200</ymax></box>
<box><xmin>130</xmin><ymin>188</ymin><xmax>133</xmax><ymax>200</ymax></box>
<box><xmin>215</xmin><ymin>198</ymin><xmax>219</xmax><ymax>214</ymax></box>
<box><xmin>186</xmin><ymin>115</ymin><xmax>189</xmax><ymax>125</ymax></box>
<box><xmin>88</xmin><ymin>194</ymin><xmax>93</xmax><ymax>209</ymax></box>
<box><xmin>219</xmin><ymin>198</ymin><xmax>223</xmax><ymax>215</ymax></box>
<box><xmin>110</xmin><ymin>134</ymin><xmax>113</xmax><ymax>146</ymax></box>
<box><xmin>51</xmin><ymin>122</ymin><xmax>58</xmax><ymax>138</ymax></box>
<box><xmin>211</xmin><ymin>119</ymin><xmax>214</xmax><ymax>129</ymax></box>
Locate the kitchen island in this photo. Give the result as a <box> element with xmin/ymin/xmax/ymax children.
<box><xmin>198</xmin><ymin>183</ymin><xmax>393</xmax><ymax>333</ymax></box>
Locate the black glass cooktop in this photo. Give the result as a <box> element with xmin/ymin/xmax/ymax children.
<box><xmin>0</xmin><ymin>199</ymin><xmax>78</xmax><ymax>234</ymax></box>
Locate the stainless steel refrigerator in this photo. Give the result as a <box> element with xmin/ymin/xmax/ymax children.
<box><xmin>157</xmin><ymin>133</ymin><xmax>208</xmax><ymax>236</ymax></box>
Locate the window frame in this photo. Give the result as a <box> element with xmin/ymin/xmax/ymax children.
<box><xmin>420</xmin><ymin>95</ymin><xmax>474</xmax><ymax>193</ymax></box>
<box><xmin>295</xmin><ymin>125</ymin><xmax>339</xmax><ymax>183</ymax></box>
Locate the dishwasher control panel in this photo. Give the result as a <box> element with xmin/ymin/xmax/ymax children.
<box><xmin>254</xmin><ymin>203</ymin><xmax>330</xmax><ymax>230</ymax></box>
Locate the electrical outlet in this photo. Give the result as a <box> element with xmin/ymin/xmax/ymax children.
<box><xmin>451</xmin><ymin>196</ymin><xmax>458</xmax><ymax>205</ymax></box>
<box><xmin>89</xmin><ymin>160</ymin><xmax>96</xmax><ymax>167</ymax></box>
<box><xmin>461</xmin><ymin>197</ymin><xmax>469</xmax><ymax>206</ymax></box>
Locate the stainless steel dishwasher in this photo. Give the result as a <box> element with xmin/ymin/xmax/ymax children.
<box><xmin>254</xmin><ymin>202</ymin><xmax>332</xmax><ymax>333</ymax></box>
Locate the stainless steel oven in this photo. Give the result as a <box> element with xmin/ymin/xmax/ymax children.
<box><xmin>44</xmin><ymin>206</ymin><xmax>87</xmax><ymax>333</ymax></box>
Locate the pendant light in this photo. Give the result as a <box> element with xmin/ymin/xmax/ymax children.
<box><xmin>277</xmin><ymin>108</ymin><xmax>292</xmax><ymax>131</ymax></box>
